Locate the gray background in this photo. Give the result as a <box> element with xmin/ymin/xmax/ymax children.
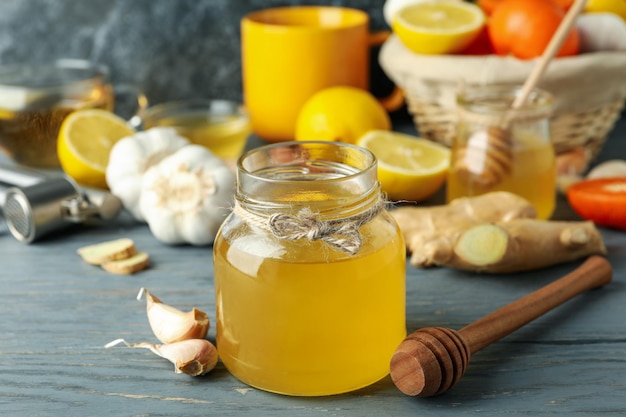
<box><xmin>0</xmin><ymin>0</ymin><xmax>391</xmax><ymax>106</ymax></box>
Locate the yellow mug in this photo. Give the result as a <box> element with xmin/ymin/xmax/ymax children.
<box><xmin>241</xmin><ymin>6</ymin><xmax>399</xmax><ymax>142</ymax></box>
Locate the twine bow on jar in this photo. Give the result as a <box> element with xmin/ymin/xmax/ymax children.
<box><xmin>234</xmin><ymin>199</ymin><xmax>386</xmax><ymax>256</ymax></box>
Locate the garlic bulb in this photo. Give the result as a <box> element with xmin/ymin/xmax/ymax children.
<box><xmin>587</xmin><ymin>159</ymin><xmax>626</xmax><ymax>180</ymax></box>
<box><xmin>139</xmin><ymin>144</ymin><xmax>235</xmax><ymax>246</ymax></box>
<box><xmin>577</xmin><ymin>13</ymin><xmax>626</xmax><ymax>53</ymax></box>
<box><xmin>137</xmin><ymin>288</ymin><xmax>209</xmax><ymax>344</ymax></box>
<box><xmin>106</xmin><ymin>127</ymin><xmax>189</xmax><ymax>221</ymax></box>
<box><xmin>105</xmin><ymin>338</ymin><xmax>218</xmax><ymax>376</ymax></box>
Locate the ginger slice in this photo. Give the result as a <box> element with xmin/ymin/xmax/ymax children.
<box><xmin>101</xmin><ymin>251</ymin><xmax>150</xmax><ymax>275</ymax></box>
<box><xmin>454</xmin><ymin>224</ymin><xmax>509</xmax><ymax>267</ymax></box>
<box><xmin>77</xmin><ymin>238</ymin><xmax>136</xmax><ymax>265</ymax></box>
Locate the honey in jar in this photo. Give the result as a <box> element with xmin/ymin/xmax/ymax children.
<box><xmin>447</xmin><ymin>86</ymin><xmax>556</xmax><ymax>219</ymax></box>
<box><xmin>213</xmin><ymin>141</ymin><xmax>406</xmax><ymax>396</ymax></box>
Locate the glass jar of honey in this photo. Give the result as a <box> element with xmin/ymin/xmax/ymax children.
<box><xmin>447</xmin><ymin>86</ymin><xmax>556</xmax><ymax>219</ymax></box>
<box><xmin>213</xmin><ymin>141</ymin><xmax>406</xmax><ymax>396</ymax></box>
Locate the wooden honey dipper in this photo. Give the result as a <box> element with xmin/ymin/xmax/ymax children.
<box><xmin>390</xmin><ymin>255</ymin><xmax>613</xmax><ymax>397</ymax></box>
<box><xmin>453</xmin><ymin>0</ymin><xmax>587</xmax><ymax>187</ymax></box>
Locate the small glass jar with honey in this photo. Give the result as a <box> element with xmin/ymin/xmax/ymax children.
<box><xmin>447</xmin><ymin>86</ymin><xmax>557</xmax><ymax>219</ymax></box>
<box><xmin>213</xmin><ymin>141</ymin><xmax>406</xmax><ymax>396</ymax></box>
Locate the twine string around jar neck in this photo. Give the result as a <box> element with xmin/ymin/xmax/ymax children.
<box><xmin>232</xmin><ymin>197</ymin><xmax>387</xmax><ymax>255</ymax></box>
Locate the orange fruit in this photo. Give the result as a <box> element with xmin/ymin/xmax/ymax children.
<box><xmin>550</xmin><ymin>0</ymin><xmax>575</xmax><ymax>10</ymax></box>
<box><xmin>487</xmin><ymin>0</ymin><xmax>580</xmax><ymax>60</ymax></box>
<box><xmin>477</xmin><ymin>0</ymin><xmax>502</xmax><ymax>15</ymax></box>
<box><xmin>479</xmin><ymin>0</ymin><xmax>572</xmax><ymax>14</ymax></box>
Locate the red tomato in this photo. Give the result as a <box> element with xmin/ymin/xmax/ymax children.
<box><xmin>567</xmin><ymin>178</ymin><xmax>626</xmax><ymax>231</ymax></box>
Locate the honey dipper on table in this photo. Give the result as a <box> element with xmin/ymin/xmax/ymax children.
<box><xmin>389</xmin><ymin>255</ymin><xmax>612</xmax><ymax>397</ymax></box>
<box><xmin>452</xmin><ymin>0</ymin><xmax>587</xmax><ymax>186</ymax></box>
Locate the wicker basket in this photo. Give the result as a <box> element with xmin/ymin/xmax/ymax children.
<box><xmin>380</xmin><ymin>35</ymin><xmax>626</xmax><ymax>162</ymax></box>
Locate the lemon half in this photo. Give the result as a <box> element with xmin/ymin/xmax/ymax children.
<box><xmin>58</xmin><ymin>109</ymin><xmax>136</xmax><ymax>189</ymax></box>
<box><xmin>358</xmin><ymin>130</ymin><xmax>450</xmax><ymax>201</ymax></box>
<box><xmin>392</xmin><ymin>0</ymin><xmax>485</xmax><ymax>55</ymax></box>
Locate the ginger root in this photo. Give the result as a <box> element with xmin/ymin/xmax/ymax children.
<box><xmin>391</xmin><ymin>192</ymin><xmax>536</xmax><ymax>268</ymax></box>
<box><xmin>427</xmin><ymin>219</ymin><xmax>607</xmax><ymax>273</ymax></box>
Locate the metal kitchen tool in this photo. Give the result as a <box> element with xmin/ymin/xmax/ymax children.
<box><xmin>0</xmin><ymin>163</ymin><xmax>122</xmax><ymax>243</ymax></box>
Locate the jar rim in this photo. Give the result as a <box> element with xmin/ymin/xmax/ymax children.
<box><xmin>237</xmin><ymin>140</ymin><xmax>377</xmax><ymax>181</ymax></box>
<box><xmin>139</xmin><ymin>98</ymin><xmax>249</xmax><ymax>131</ymax></box>
<box><xmin>235</xmin><ymin>141</ymin><xmax>380</xmax><ymax>219</ymax></box>
<box><xmin>0</xmin><ymin>58</ymin><xmax>109</xmax><ymax>89</ymax></box>
<box><xmin>457</xmin><ymin>85</ymin><xmax>553</xmax><ymax>116</ymax></box>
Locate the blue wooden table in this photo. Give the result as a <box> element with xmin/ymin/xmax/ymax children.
<box><xmin>1</xmin><ymin>113</ymin><xmax>625</xmax><ymax>416</ymax></box>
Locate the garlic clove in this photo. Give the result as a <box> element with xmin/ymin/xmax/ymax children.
<box><xmin>105</xmin><ymin>338</ymin><xmax>219</xmax><ymax>376</ymax></box>
<box><xmin>172</xmin><ymin>339</ymin><xmax>220</xmax><ymax>376</ymax></box>
<box><xmin>137</xmin><ymin>288</ymin><xmax>209</xmax><ymax>344</ymax></box>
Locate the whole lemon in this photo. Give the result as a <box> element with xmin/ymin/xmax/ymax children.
<box><xmin>585</xmin><ymin>0</ymin><xmax>626</xmax><ymax>20</ymax></box>
<box><xmin>295</xmin><ymin>86</ymin><xmax>391</xmax><ymax>144</ymax></box>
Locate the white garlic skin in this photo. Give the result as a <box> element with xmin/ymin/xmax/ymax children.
<box><xmin>106</xmin><ymin>338</ymin><xmax>219</xmax><ymax>377</ymax></box>
<box><xmin>154</xmin><ymin>339</ymin><xmax>219</xmax><ymax>376</ymax></box>
<box><xmin>106</xmin><ymin>127</ymin><xmax>190</xmax><ymax>221</ymax></box>
<box><xmin>141</xmin><ymin>288</ymin><xmax>210</xmax><ymax>344</ymax></box>
<box><xmin>139</xmin><ymin>144</ymin><xmax>236</xmax><ymax>246</ymax></box>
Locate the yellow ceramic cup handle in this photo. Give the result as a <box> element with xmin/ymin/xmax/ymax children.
<box><xmin>369</xmin><ymin>30</ymin><xmax>405</xmax><ymax>112</ymax></box>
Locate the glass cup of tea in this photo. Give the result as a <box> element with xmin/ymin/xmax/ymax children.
<box><xmin>0</xmin><ymin>59</ymin><xmax>146</xmax><ymax>169</ymax></box>
<box><xmin>138</xmin><ymin>99</ymin><xmax>252</xmax><ymax>159</ymax></box>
